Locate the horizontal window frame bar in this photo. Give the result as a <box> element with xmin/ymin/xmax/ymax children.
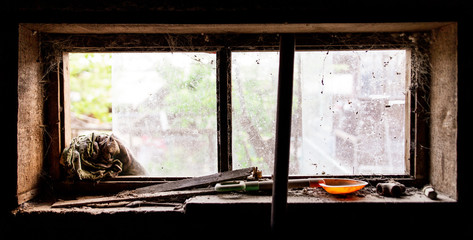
<box><xmin>41</xmin><ymin>32</ymin><xmax>420</xmax><ymax>54</ymax></box>
<box><xmin>107</xmin><ymin>174</ymin><xmax>414</xmax><ymax>181</ymax></box>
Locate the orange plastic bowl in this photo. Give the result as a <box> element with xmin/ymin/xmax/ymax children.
<box><xmin>318</xmin><ymin>178</ymin><xmax>368</xmax><ymax>194</ymax></box>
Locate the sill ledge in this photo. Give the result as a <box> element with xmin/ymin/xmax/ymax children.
<box><xmin>14</xmin><ymin>186</ymin><xmax>455</xmax><ymax>216</ymax></box>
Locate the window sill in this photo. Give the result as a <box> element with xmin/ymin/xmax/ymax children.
<box><xmin>10</xmin><ymin>187</ymin><xmax>461</xmax><ymax>238</ymax></box>
<box><xmin>14</xmin><ymin>186</ymin><xmax>455</xmax><ymax>217</ymax></box>
<box><xmin>186</xmin><ymin>187</ymin><xmax>455</xmax><ymax>206</ymax></box>
<box><xmin>14</xmin><ymin>201</ymin><xmax>184</xmax><ymax>215</ymax></box>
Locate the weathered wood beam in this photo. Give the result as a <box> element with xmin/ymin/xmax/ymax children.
<box><xmin>133</xmin><ymin>167</ymin><xmax>254</xmax><ymax>194</ymax></box>
<box><xmin>51</xmin><ymin>188</ymin><xmax>216</xmax><ymax>208</ymax></box>
<box><xmin>52</xmin><ymin>167</ymin><xmax>254</xmax><ymax>208</ymax></box>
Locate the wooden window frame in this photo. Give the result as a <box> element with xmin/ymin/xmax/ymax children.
<box><xmin>14</xmin><ymin>22</ymin><xmax>458</xmax><ymax>204</ymax></box>
<box><xmin>37</xmin><ymin>31</ymin><xmax>430</xmax><ymax>191</ymax></box>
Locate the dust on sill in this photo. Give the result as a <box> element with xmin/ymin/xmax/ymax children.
<box><xmin>187</xmin><ymin>186</ymin><xmax>456</xmax><ymax>205</ymax></box>
<box><xmin>14</xmin><ymin>186</ymin><xmax>455</xmax><ymax>216</ymax></box>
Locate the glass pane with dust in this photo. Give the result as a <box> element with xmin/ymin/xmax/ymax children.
<box><xmin>296</xmin><ymin>50</ymin><xmax>407</xmax><ymax>175</ymax></box>
<box><xmin>112</xmin><ymin>52</ymin><xmax>217</xmax><ymax>176</ymax></box>
<box><xmin>232</xmin><ymin>50</ymin><xmax>407</xmax><ymax>176</ymax></box>
<box><xmin>231</xmin><ymin>52</ymin><xmax>280</xmax><ymax>174</ymax></box>
<box><xmin>69</xmin><ymin>53</ymin><xmax>113</xmax><ymax>137</ymax></box>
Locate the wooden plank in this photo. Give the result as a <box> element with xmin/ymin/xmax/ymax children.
<box><xmin>43</xmin><ymin>57</ymin><xmax>63</xmax><ymax>181</ymax></box>
<box><xmin>17</xmin><ymin>25</ymin><xmax>45</xmax><ymax>204</ymax></box>
<box><xmin>107</xmin><ymin>176</ymin><xmax>187</xmax><ymax>181</ymax></box>
<box><xmin>51</xmin><ymin>188</ymin><xmax>216</xmax><ymax>208</ymax></box>
<box><xmin>61</xmin><ymin>52</ymin><xmax>71</xmax><ymax>148</ymax></box>
<box><xmin>24</xmin><ymin>23</ymin><xmax>452</xmax><ymax>34</ymax></box>
<box><xmin>17</xmin><ymin>188</ymin><xmax>40</xmax><ymax>206</ymax></box>
<box><xmin>55</xmin><ymin>181</ymin><xmax>163</xmax><ymax>195</ymax></box>
<box><xmin>411</xmin><ymin>37</ymin><xmax>431</xmax><ymax>186</ymax></box>
<box><xmin>133</xmin><ymin>167</ymin><xmax>254</xmax><ymax>195</ymax></box>
<box><xmin>51</xmin><ymin>167</ymin><xmax>254</xmax><ymax>208</ymax></box>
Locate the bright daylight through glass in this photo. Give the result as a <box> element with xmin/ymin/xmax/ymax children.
<box><xmin>69</xmin><ymin>50</ymin><xmax>406</xmax><ymax>176</ymax></box>
<box><xmin>232</xmin><ymin>50</ymin><xmax>407</xmax><ymax>175</ymax></box>
<box><xmin>69</xmin><ymin>52</ymin><xmax>217</xmax><ymax>176</ymax></box>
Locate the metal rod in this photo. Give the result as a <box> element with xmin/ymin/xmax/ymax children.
<box><xmin>271</xmin><ymin>34</ymin><xmax>295</xmax><ymax>233</ymax></box>
<box><xmin>216</xmin><ymin>48</ymin><xmax>232</xmax><ymax>172</ymax></box>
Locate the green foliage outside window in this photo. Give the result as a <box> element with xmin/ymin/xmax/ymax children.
<box><xmin>69</xmin><ymin>53</ymin><xmax>112</xmax><ymax>123</ymax></box>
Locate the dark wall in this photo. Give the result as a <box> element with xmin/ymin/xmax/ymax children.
<box><xmin>5</xmin><ymin>0</ymin><xmax>468</xmax><ymax>23</ymax></box>
<box><xmin>2</xmin><ymin>0</ymin><xmax>472</xmax><ymax>238</ymax></box>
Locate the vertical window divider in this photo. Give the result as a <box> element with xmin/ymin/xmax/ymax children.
<box><xmin>271</xmin><ymin>34</ymin><xmax>295</xmax><ymax>232</ymax></box>
<box><xmin>216</xmin><ymin>47</ymin><xmax>232</xmax><ymax>172</ymax></box>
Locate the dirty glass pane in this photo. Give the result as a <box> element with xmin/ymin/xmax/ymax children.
<box><xmin>69</xmin><ymin>53</ymin><xmax>113</xmax><ymax>137</ymax></box>
<box><xmin>111</xmin><ymin>52</ymin><xmax>217</xmax><ymax>176</ymax></box>
<box><xmin>296</xmin><ymin>50</ymin><xmax>407</xmax><ymax>175</ymax></box>
<box><xmin>232</xmin><ymin>50</ymin><xmax>407</xmax><ymax>175</ymax></box>
<box><xmin>232</xmin><ymin>52</ymin><xmax>280</xmax><ymax>174</ymax></box>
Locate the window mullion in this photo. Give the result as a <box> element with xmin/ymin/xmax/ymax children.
<box><xmin>216</xmin><ymin>47</ymin><xmax>232</xmax><ymax>172</ymax></box>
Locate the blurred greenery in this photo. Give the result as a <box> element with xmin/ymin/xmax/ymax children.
<box><xmin>230</xmin><ymin>52</ymin><xmax>302</xmax><ymax>174</ymax></box>
<box><xmin>232</xmin><ymin>74</ymin><xmax>277</xmax><ymax>174</ymax></box>
<box><xmin>162</xmin><ymin>62</ymin><xmax>216</xmax><ymax>129</ymax></box>
<box><xmin>158</xmin><ymin>57</ymin><xmax>217</xmax><ymax>175</ymax></box>
<box><xmin>69</xmin><ymin>53</ymin><xmax>112</xmax><ymax>123</ymax></box>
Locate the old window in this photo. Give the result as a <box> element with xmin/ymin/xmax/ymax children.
<box><xmin>16</xmin><ymin>23</ymin><xmax>458</xmax><ymax>205</ymax></box>
<box><xmin>67</xmin><ymin>39</ymin><xmax>414</xmax><ymax>178</ymax></box>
